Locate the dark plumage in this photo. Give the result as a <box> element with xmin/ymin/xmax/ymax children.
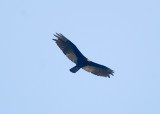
<box><xmin>53</xmin><ymin>33</ymin><xmax>114</xmax><ymax>78</ymax></box>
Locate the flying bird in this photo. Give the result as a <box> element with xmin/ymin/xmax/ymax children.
<box><xmin>53</xmin><ymin>33</ymin><xmax>114</xmax><ymax>78</ymax></box>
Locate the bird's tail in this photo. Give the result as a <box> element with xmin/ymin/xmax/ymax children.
<box><xmin>70</xmin><ymin>66</ymin><xmax>80</xmax><ymax>73</ymax></box>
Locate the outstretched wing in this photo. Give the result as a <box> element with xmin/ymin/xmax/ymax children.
<box><xmin>53</xmin><ymin>33</ymin><xmax>84</xmax><ymax>64</ymax></box>
<box><xmin>82</xmin><ymin>61</ymin><xmax>114</xmax><ymax>78</ymax></box>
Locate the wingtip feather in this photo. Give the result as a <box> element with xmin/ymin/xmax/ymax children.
<box><xmin>52</xmin><ymin>39</ymin><xmax>57</xmax><ymax>41</ymax></box>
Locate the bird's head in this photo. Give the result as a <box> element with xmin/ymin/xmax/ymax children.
<box><xmin>87</xmin><ymin>58</ymin><xmax>91</xmax><ymax>62</ymax></box>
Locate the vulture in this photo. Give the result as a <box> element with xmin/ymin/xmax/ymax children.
<box><xmin>53</xmin><ymin>33</ymin><xmax>114</xmax><ymax>78</ymax></box>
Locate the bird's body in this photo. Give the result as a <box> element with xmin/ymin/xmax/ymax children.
<box><xmin>53</xmin><ymin>33</ymin><xmax>114</xmax><ymax>78</ymax></box>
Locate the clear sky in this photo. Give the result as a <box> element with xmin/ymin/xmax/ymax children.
<box><xmin>0</xmin><ymin>0</ymin><xmax>160</xmax><ymax>114</ymax></box>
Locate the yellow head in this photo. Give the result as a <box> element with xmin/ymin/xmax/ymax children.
<box><xmin>87</xmin><ymin>58</ymin><xmax>91</xmax><ymax>62</ymax></box>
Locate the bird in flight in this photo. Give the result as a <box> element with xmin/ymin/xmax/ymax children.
<box><xmin>53</xmin><ymin>33</ymin><xmax>114</xmax><ymax>78</ymax></box>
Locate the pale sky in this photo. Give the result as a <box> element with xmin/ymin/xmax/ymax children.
<box><xmin>0</xmin><ymin>0</ymin><xmax>160</xmax><ymax>114</ymax></box>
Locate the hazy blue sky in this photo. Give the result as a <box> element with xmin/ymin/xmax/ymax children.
<box><xmin>0</xmin><ymin>0</ymin><xmax>160</xmax><ymax>114</ymax></box>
